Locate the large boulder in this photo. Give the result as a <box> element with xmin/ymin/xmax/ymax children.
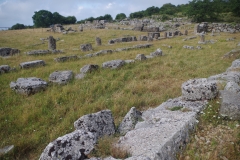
<box><xmin>19</xmin><ymin>60</ymin><xmax>45</xmax><ymax>69</ymax></box>
<box><xmin>224</xmin><ymin>81</ymin><xmax>240</xmax><ymax>93</ymax></box>
<box><xmin>181</xmin><ymin>78</ymin><xmax>218</xmax><ymax>101</ymax></box>
<box><xmin>80</xmin><ymin>64</ymin><xmax>99</xmax><ymax>73</ymax></box>
<box><xmin>74</xmin><ymin>110</ymin><xmax>115</xmax><ymax>139</ymax></box>
<box><xmin>117</xmin><ymin>107</ymin><xmax>142</xmax><ymax>135</ymax></box>
<box><xmin>102</xmin><ymin>60</ymin><xmax>125</xmax><ymax>69</ymax></box>
<box><xmin>10</xmin><ymin>77</ymin><xmax>48</xmax><ymax>95</ymax></box>
<box><xmin>39</xmin><ymin>130</ymin><xmax>97</xmax><ymax>160</ymax></box>
<box><xmin>219</xmin><ymin>90</ymin><xmax>240</xmax><ymax>120</ymax></box>
<box><xmin>49</xmin><ymin>70</ymin><xmax>73</xmax><ymax>85</ymax></box>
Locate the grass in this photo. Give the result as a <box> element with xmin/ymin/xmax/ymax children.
<box><xmin>0</xmin><ymin>23</ymin><xmax>240</xmax><ymax>159</ymax></box>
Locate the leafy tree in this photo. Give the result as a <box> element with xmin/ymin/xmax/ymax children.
<box><xmin>64</xmin><ymin>16</ymin><xmax>77</xmax><ymax>24</ymax></box>
<box><xmin>130</xmin><ymin>11</ymin><xmax>145</xmax><ymax>19</ymax></box>
<box><xmin>159</xmin><ymin>3</ymin><xmax>177</xmax><ymax>15</ymax></box>
<box><xmin>103</xmin><ymin>14</ymin><xmax>113</xmax><ymax>21</ymax></box>
<box><xmin>186</xmin><ymin>0</ymin><xmax>217</xmax><ymax>22</ymax></box>
<box><xmin>10</xmin><ymin>23</ymin><xmax>25</xmax><ymax>30</ymax></box>
<box><xmin>52</xmin><ymin>12</ymin><xmax>65</xmax><ymax>24</ymax></box>
<box><xmin>115</xmin><ymin>13</ymin><xmax>127</xmax><ymax>21</ymax></box>
<box><xmin>32</xmin><ymin>10</ymin><xmax>53</xmax><ymax>27</ymax></box>
<box><xmin>144</xmin><ymin>6</ymin><xmax>160</xmax><ymax>16</ymax></box>
<box><xmin>229</xmin><ymin>0</ymin><xmax>240</xmax><ymax>16</ymax></box>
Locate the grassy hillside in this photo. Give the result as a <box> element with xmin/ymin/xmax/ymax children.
<box><xmin>0</xmin><ymin>24</ymin><xmax>239</xmax><ymax>159</ymax></box>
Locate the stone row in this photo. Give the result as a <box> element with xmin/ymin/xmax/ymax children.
<box><xmin>38</xmin><ymin>58</ymin><xmax>240</xmax><ymax>160</ymax></box>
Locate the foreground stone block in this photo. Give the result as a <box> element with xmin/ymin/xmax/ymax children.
<box><xmin>219</xmin><ymin>90</ymin><xmax>240</xmax><ymax>120</ymax></box>
<box><xmin>19</xmin><ymin>60</ymin><xmax>45</xmax><ymax>69</ymax></box>
<box><xmin>135</xmin><ymin>54</ymin><xmax>147</xmax><ymax>61</ymax></box>
<box><xmin>10</xmin><ymin>77</ymin><xmax>48</xmax><ymax>95</ymax></box>
<box><xmin>54</xmin><ymin>55</ymin><xmax>78</xmax><ymax>62</ymax></box>
<box><xmin>0</xmin><ymin>65</ymin><xmax>11</xmax><ymax>74</ymax></box>
<box><xmin>74</xmin><ymin>110</ymin><xmax>115</xmax><ymax>139</ymax></box>
<box><xmin>102</xmin><ymin>60</ymin><xmax>125</xmax><ymax>69</ymax></box>
<box><xmin>181</xmin><ymin>78</ymin><xmax>218</xmax><ymax>101</ymax></box>
<box><xmin>49</xmin><ymin>70</ymin><xmax>73</xmax><ymax>85</ymax></box>
<box><xmin>80</xmin><ymin>64</ymin><xmax>99</xmax><ymax>73</ymax></box>
<box><xmin>80</xmin><ymin>44</ymin><xmax>93</xmax><ymax>51</ymax></box>
<box><xmin>118</xmin><ymin>107</ymin><xmax>142</xmax><ymax>135</ymax></box>
<box><xmin>0</xmin><ymin>47</ymin><xmax>20</xmax><ymax>57</ymax></box>
<box><xmin>39</xmin><ymin>130</ymin><xmax>96</xmax><ymax>160</ymax></box>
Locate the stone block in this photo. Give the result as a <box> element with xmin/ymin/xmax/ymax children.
<box><xmin>102</xmin><ymin>60</ymin><xmax>125</xmax><ymax>69</ymax></box>
<box><xmin>19</xmin><ymin>60</ymin><xmax>45</xmax><ymax>69</ymax></box>
<box><xmin>49</xmin><ymin>70</ymin><xmax>73</xmax><ymax>85</ymax></box>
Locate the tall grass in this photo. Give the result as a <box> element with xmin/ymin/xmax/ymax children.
<box><xmin>0</xmin><ymin>24</ymin><xmax>239</xmax><ymax>159</ymax></box>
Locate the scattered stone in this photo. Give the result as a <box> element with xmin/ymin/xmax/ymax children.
<box><xmin>196</xmin><ymin>46</ymin><xmax>202</xmax><ymax>50</ymax></box>
<box><xmin>0</xmin><ymin>47</ymin><xmax>20</xmax><ymax>57</ymax></box>
<box><xmin>124</xmin><ymin>60</ymin><xmax>135</xmax><ymax>64</ymax></box>
<box><xmin>54</xmin><ymin>55</ymin><xmax>78</xmax><ymax>62</ymax></box>
<box><xmin>39</xmin><ymin>130</ymin><xmax>96</xmax><ymax>160</ymax></box>
<box><xmin>145</xmin><ymin>55</ymin><xmax>154</xmax><ymax>59</ymax></box>
<box><xmin>150</xmin><ymin>48</ymin><xmax>163</xmax><ymax>57</ymax></box>
<box><xmin>237</xmin><ymin>42</ymin><xmax>240</xmax><ymax>47</ymax></box>
<box><xmin>19</xmin><ymin>60</ymin><xmax>45</xmax><ymax>69</ymax></box>
<box><xmin>219</xmin><ymin>90</ymin><xmax>240</xmax><ymax>120</ymax></box>
<box><xmin>183</xmin><ymin>36</ymin><xmax>197</xmax><ymax>41</ymax></box>
<box><xmin>196</xmin><ymin>22</ymin><xmax>208</xmax><ymax>33</ymax></box>
<box><xmin>74</xmin><ymin>110</ymin><xmax>116</xmax><ymax>139</ymax></box>
<box><xmin>75</xmin><ymin>73</ymin><xmax>86</xmax><ymax>80</ymax></box>
<box><xmin>50</xmin><ymin>24</ymin><xmax>65</xmax><ymax>33</ymax></box>
<box><xmin>26</xmin><ymin>50</ymin><xmax>63</xmax><ymax>55</ymax></box>
<box><xmin>164</xmin><ymin>32</ymin><xmax>168</xmax><ymax>38</ymax></box>
<box><xmin>108</xmin><ymin>36</ymin><xmax>137</xmax><ymax>44</ymax></box>
<box><xmin>135</xmin><ymin>54</ymin><xmax>147</xmax><ymax>61</ymax></box>
<box><xmin>185</xmin><ymin>30</ymin><xmax>188</xmax><ymax>36</ymax></box>
<box><xmin>102</xmin><ymin>60</ymin><xmax>125</xmax><ymax>69</ymax></box>
<box><xmin>95</xmin><ymin>37</ymin><xmax>102</xmax><ymax>46</ymax></box>
<box><xmin>48</xmin><ymin>36</ymin><xmax>56</xmax><ymax>50</ymax></box>
<box><xmin>80</xmin><ymin>64</ymin><xmax>99</xmax><ymax>73</ymax></box>
<box><xmin>208</xmin><ymin>71</ymin><xmax>240</xmax><ymax>84</ymax></box>
<box><xmin>79</xmin><ymin>25</ymin><xmax>83</xmax><ymax>32</ymax></box>
<box><xmin>10</xmin><ymin>77</ymin><xmax>48</xmax><ymax>95</ymax></box>
<box><xmin>223</xmin><ymin>49</ymin><xmax>240</xmax><ymax>58</ymax></box>
<box><xmin>94</xmin><ymin>50</ymin><xmax>113</xmax><ymax>56</ymax></box>
<box><xmin>133</xmin><ymin>44</ymin><xmax>153</xmax><ymax>49</ymax></box>
<box><xmin>118</xmin><ymin>107</ymin><xmax>142</xmax><ymax>135</ymax></box>
<box><xmin>0</xmin><ymin>145</ymin><xmax>14</xmax><ymax>155</ymax></box>
<box><xmin>0</xmin><ymin>65</ymin><xmax>11</xmax><ymax>74</ymax></box>
<box><xmin>198</xmin><ymin>33</ymin><xmax>205</xmax><ymax>44</ymax></box>
<box><xmin>147</xmin><ymin>36</ymin><xmax>153</xmax><ymax>42</ymax></box>
<box><xmin>148</xmin><ymin>32</ymin><xmax>160</xmax><ymax>39</ymax></box>
<box><xmin>183</xmin><ymin>45</ymin><xmax>194</xmax><ymax>50</ymax></box>
<box><xmin>84</xmin><ymin>53</ymin><xmax>94</xmax><ymax>58</ymax></box>
<box><xmin>226</xmin><ymin>37</ymin><xmax>236</xmax><ymax>41</ymax></box>
<box><xmin>49</xmin><ymin>70</ymin><xmax>73</xmax><ymax>85</ymax></box>
<box><xmin>80</xmin><ymin>44</ymin><xmax>93</xmax><ymax>52</ymax></box>
<box><xmin>181</xmin><ymin>78</ymin><xmax>218</xmax><ymax>101</ymax></box>
<box><xmin>139</xmin><ymin>35</ymin><xmax>148</xmax><ymax>41</ymax></box>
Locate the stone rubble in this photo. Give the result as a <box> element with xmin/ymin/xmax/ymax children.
<box><xmin>19</xmin><ymin>60</ymin><xmax>45</xmax><ymax>69</ymax></box>
<box><xmin>54</xmin><ymin>55</ymin><xmax>78</xmax><ymax>62</ymax></box>
<box><xmin>102</xmin><ymin>60</ymin><xmax>125</xmax><ymax>69</ymax></box>
<box><xmin>49</xmin><ymin>70</ymin><xmax>74</xmax><ymax>85</ymax></box>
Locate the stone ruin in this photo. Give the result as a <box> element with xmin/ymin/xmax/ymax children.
<box><xmin>0</xmin><ymin>47</ymin><xmax>20</xmax><ymax>57</ymax></box>
<box><xmin>48</xmin><ymin>36</ymin><xmax>56</xmax><ymax>50</ymax></box>
<box><xmin>50</xmin><ymin>24</ymin><xmax>65</xmax><ymax>33</ymax></box>
<box><xmin>108</xmin><ymin>36</ymin><xmax>137</xmax><ymax>44</ymax></box>
<box><xmin>195</xmin><ymin>22</ymin><xmax>240</xmax><ymax>33</ymax></box>
<box><xmin>80</xmin><ymin>43</ymin><xmax>93</xmax><ymax>52</ymax></box>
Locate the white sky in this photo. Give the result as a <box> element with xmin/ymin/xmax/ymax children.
<box><xmin>0</xmin><ymin>0</ymin><xmax>190</xmax><ymax>27</ymax></box>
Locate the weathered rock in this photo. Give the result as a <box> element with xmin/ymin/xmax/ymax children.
<box><xmin>0</xmin><ymin>65</ymin><xmax>11</xmax><ymax>74</ymax></box>
<box><xmin>183</xmin><ymin>36</ymin><xmax>197</xmax><ymax>41</ymax></box>
<box><xmin>181</xmin><ymin>78</ymin><xmax>218</xmax><ymax>101</ymax></box>
<box><xmin>74</xmin><ymin>110</ymin><xmax>115</xmax><ymax>139</ymax></box>
<box><xmin>48</xmin><ymin>36</ymin><xmax>56</xmax><ymax>50</ymax></box>
<box><xmin>124</xmin><ymin>60</ymin><xmax>135</xmax><ymax>64</ymax></box>
<box><xmin>94</xmin><ymin>50</ymin><xmax>113</xmax><ymax>56</ymax></box>
<box><xmin>118</xmin><ymin>107</ymin><xmax>142</xmax><ymax>135</ymax></box>
<box><xmin>80</xmin><ymin>64</ymin><xmax>99</xmax><ymax>73</ymax></box>
<box><xmin>133</xmin><ymin>44</ymin><xmax>153</xmax><ymax>49</ymax></box>
<box><xmin>84</xmin><ymin>53</ymin><xmax>94</xmax><ymax>58</ymax></box>
<box><xmin>135</xmin><ymin>54</ymin><xmax>147</xmax><ymax>61</ymax></box>
<box><xmin>39</xmin><ymin>130</ymin><xmax>96</xmax><ymax>160</ymax></box>
<box><xmin>139</xmin><ymin>35</ymin><xmax>148</xmax><ymax>41</ymax></box>
<box><xmin>102</xmin><ymin>60</ymin><xmax>125</xmax><ymax>69</ymax></box>
<box><xmin>80</xmin><ymin>44</ymin><xmax>93</xmax><ymax>52</ymax></box>
<box><xmin>79</xmin><ymin>25</ymin><xmax>83</xmax><ymax>32</ymax></box>
<box><xmin>95</xmin><ymin>37</ymin><xmax>102</xmax><ymax>46</ymax></box>
<box><xmin>224</xmin><ymin>81</ymin><xmax>240</xmax><ymax>93</ymax></box>
<box><xmin>10</xmin><ymin>77</ymin><xmax>48</xmax><ymax>95</ymax></box>
<box><xmin>0</xmin><ymin>47</ymin><xmax>20</xmax><ymax>57</ymax></box>
<box><xmin>223</xmin><ymin>49</ymin><xmax>240</xmax><ymax>58</ymax></box>
<box><xmin>19</xmin><ymin>60</ymin><xmax>45</xmax><ymax>69</ymax></box>
<box><xmin>49</xmin><ymin>70</ymin><xmax>73</xmax><ymax>85</ymax></box>
<box><xmin>184</xmin><ymin>30</ymin><xmax>188</xmax><ymax>35</ymax></box>
<box><xmin>26</xmin><ymin>50</ymin><xmax>51</xmax><ymax>55</ymax></box>
<box><xmin>208</xmin><ymin>71</ymin><xmax>240</xmax><ymax>84</ymax></box>
<box><xmin>183</xmin><ymin>45</ymin><xmax>194</xmax><ymax>50</ymax></box>
<box><xmin>75</xmin><ymin>73</ymin><xmax>86</xmax><ymax>80</ymax></box>
<box><xmin>54</xmin><ymin>55</ymin><xmax>78</xmax><ymax>62</ymax></box>
<box><xmin>164</xmin><ymin>32</ymin><xmax>168</xmax><ymax>38</ymax></box>
<box><xmin>196</xmin><ymin>46</ymin><xmax>202</xmax><ymax>50</ymax></box>
<box><xmin>148</xmin><ymin>32</ymin><xmax>160</xmax><ymax>39</ymax></box>
<box><xmin>219</xmin><ymin>90</ymin><xmax>240</xmax><ymax>120</ymax></box>
<box><xmin>198</xmin><ymin>34</ymin><xmax>205</xmax><ymax>44</ymax></box>
<box><xmin>230</xmin><ymin>59</ymin><xmax>240</xmax><ymax>68</ymax></box>
<box><xmin>150</xmin><ymin>48</ymin><xmax>163</xmax><ymax>57</ymax></box>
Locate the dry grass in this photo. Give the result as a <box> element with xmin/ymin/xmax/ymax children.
<box><xmin>0</xmin><ymin>24</ymin><xmax>240</xmax><ymax>159</ymax></box>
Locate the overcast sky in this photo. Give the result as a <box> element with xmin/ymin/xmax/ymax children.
<box><xmin>0</xmin><ymin>0</ymin><xmax>190</xmax><ymax>27</ymax></box>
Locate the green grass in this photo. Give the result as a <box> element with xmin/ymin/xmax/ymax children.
<box><xmin>0</xmin><ymin>24</ymin><xmax>240</xmax><ymax>159</ymax></box>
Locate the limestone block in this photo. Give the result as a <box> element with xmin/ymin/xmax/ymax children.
<box><xmin>208</xmin><ymin>71</ymin><xmax>240</xmax><ymax>84</ymax></box>
<box><xmin>118</xmin><ymin>107</ymin><xmax>142</xmax><ymax>135</ymax></box>
<box><xmin>80</xmin><ymin>44</ymin><xmax>93</xmax><ymax>52</ymax></box>
<box><xmin>181</xmin><ymin>78</ymin><xmax>218</xmax><ymax>101</ymax></box>
<box><xmin>219</xmin><ymin>90</ymin><xmax>240</xmax><ymax>120</ymax></box>
<box><xmin>80</xmin><ymin>64</ymin><xmax>99</xmax><ymax>73</ymax></box>
<box><xmin>224</xmin><ymin>81</ymin><xmax>240</xmax><ymax>93</ymax></box>
<box><xmin>10</xmin><ymin>77</ymin><xmax>47</xmax><ymax>95</ymax></box>
<box><xmin>48</xmin><ymin>36</ymin><xmax>56</xmax><ymax>50</ymax></box>
<box><xmin>0</xmin><ymin>47</ymin><xmax>20</xmax><ymax>57</ymax></box>
<box><xmin>54</xmin><ymin>55</ymin><xmax>78</xmax><ymax>62</ymax></box>
<box><xmin>135</xmin><ymin>54</ymin><xmax>147</xmax><ymax>61</ymax></box>
<box><xmin>150</xmin><ymin>48</ymin><xmax>163</xmax><ymax>57</ymax></box>
<box><xmin>49</xmin><ymin>70</ymin><xmax>73</xmax><ymax>85</ymax></box>
<box><xmin>0</xmin><ymin>65</ymin><xmax>11</xmax><ymax>74</ymax></box>
<box><xmin>102</xmin><ymin>60</ymin><xmax>125</xmax><ymax>69</ymax></box>
<box><xmin>39</xmin><ymin>130</ymin><xmax>96</xmax><ymax>160</ymax></box>
<box><xmin>74</xmin><ymin>110</ymin><xmax>115</xmax><ymax>139</ymax></box>
<box><xmin>19</xmin><ymin>60</ymin><xmax>45</xmax><ymax>69</ymax></box>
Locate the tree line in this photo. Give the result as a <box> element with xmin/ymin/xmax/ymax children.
<box><xmin>9</xmin><ymin>0</ymin><xmax>240</xmax><ymax>30</ymax></box>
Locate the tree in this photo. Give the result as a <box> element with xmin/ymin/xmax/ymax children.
<box><xmin>64</xmin><ymin>16</ymin><xmax>77</xmax><ymax>24</ymax></box>
<box><xmin>103</xmin><ymin>14</ymin><xmax>113</xmax><ymax>21</ymax></box>
<box><xmin>186</xmin><ymin>0</ymin><xmax>217</xmax><ymax>22</ymax></box>
<box><xmin>115</xmin><ymin>13</ymin><xmax>127</xmax><ymax>21</ymax></box>
<box><xmin>144</xmin><ymin>6</ymin><xmax>160</xmax><ymax>16</ymax></box>
<box><xmin>10</xmin><ymin>23</ymin><xmax>25</xmax><ymax>30</ymax></box>
<box><xmin>130</xmin><ymin>11</ymin><xmax>144</xmax><ymax>19</ymax></box>
<box><xmin>159</xmin><ymin>3</ymin><xmax>177</xmax><ymax>15</ymax></box>
<box><xmin>230</xmin><ymin>0</ymin><xmax>240</xmax><ymax>16</ymax></box>
<box><xmin>52</xmin><ymin>12</ymin><xmax>64</xmax><ymax>24</ymax></box>
<box><xmin>32</xmin><ymin>10</ymin><xmax>53</xmax><ymax>27</ymax></box>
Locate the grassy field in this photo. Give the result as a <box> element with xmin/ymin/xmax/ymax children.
<box><xmin>0</xmin><ymin>24</ymin><xmax>239</xmax><ymax>159</ymax></box>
